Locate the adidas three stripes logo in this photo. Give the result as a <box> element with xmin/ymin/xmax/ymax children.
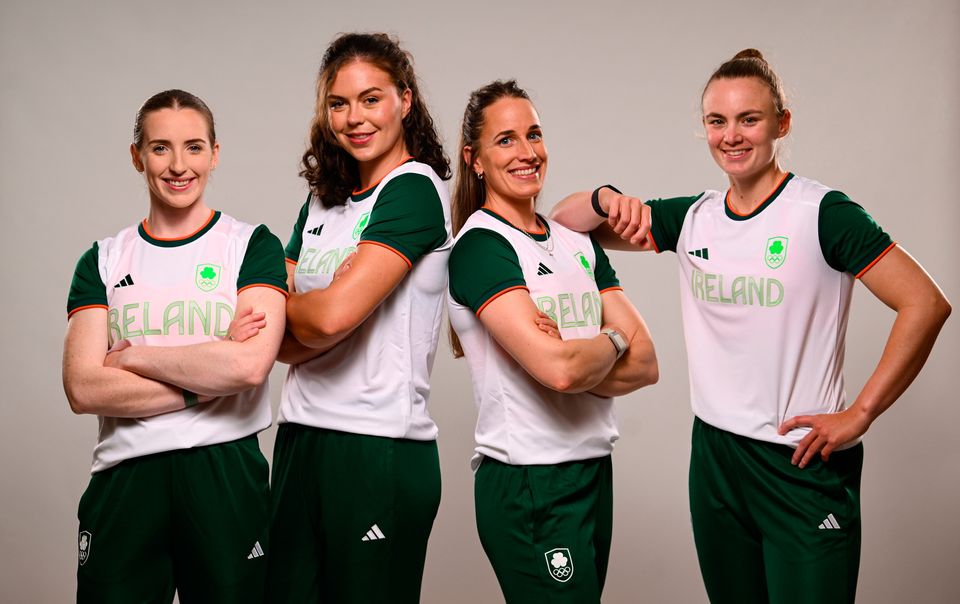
<box><xmin>361</xmin><ymin>524</ymin><xmax>386</xmax><ymax>542</ymax></box>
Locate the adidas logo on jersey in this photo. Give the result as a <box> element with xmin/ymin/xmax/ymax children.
<box><xmin>818</xmin><ymin>513</ymin><xmax>841</xmax><ymax>530</ymax></box>
<box><xmin>537</xmin><ymin>262</ymin><xmax>553</xmax><ymax>276</ymax></box>
<box><xmin>114</xmin><ymin>274</ymin><xmax>135</xmax><ymax>288</ymax></box>
<box><xmin>247</xmin><ymin>541</ymin><xmax>264</xmax><ymax>559</ymax></box>
<box><xmin>307</xmin><ymin>226</ymin><xmax>323</xmax><ymax>236</ymax></box>
<box><xmin>688</xmin><ymin>248</ymin><xmax>709</xmax><ymax>259</ymax></box>
<box><xmin>361</xmin><ymin>524</ymin><xmax>386</xmax><ymax>542</ymax></box>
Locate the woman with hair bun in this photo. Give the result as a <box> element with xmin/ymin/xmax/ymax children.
<box><xmin>268</xmin><ymin>32</ymin><xmax>451</xmax><ymax>603</ymax></box>
<box><xmin>551</xmin><ymin>49</ymin><xmax>951</xmax><ymax>603</ymax></box>
<box><xmin>63</xmin><ymin>89</ymin><xmax>288</xmax><ymax>603</ymax></box>
<box><xmin>448</xmin><ymin>79</ymin><xmax>658</xmax><ymax>603</ymax></box>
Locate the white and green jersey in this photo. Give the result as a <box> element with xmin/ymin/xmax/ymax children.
<box><xmin>646</xmin><ymin>173</ymin><xmax>894</xmax><ymax>447</ymax></box>
<box><xmin>448</xmin><ymin>209</ymin><xmax>623</xmax><ymax>469</ymax></box>
<box><xmin>280</xmin><ymin>160</ymin><xmax>451</xmax><ymax>440</ymax></box>
<box><xmin>67</xmin><ymin>210</ymin><xmax>288</xmax><ymax>473</ymax></box>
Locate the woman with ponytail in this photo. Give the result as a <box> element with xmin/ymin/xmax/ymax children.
<box><xmin>550</xmin><ymin>49</ymin><xmax>951</xmax><ymax>603</ymax></box>
<box><xmin>448</xmin><ymin>80</ymin><xmax>658</xmax><ymax>603</ymax></box>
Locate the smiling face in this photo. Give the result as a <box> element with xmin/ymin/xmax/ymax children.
<box><xmin>701</xmin><ymin>76</ymin><xmax>791</xmax><ymax>183</ymax></box>
<box><xmin>327</xmin><ymin>59</ymin><xmax>412</xmax><ymax>187</ymax></box>
<box><xmin>467</xmin><ymin>97</ymin><xmax>547</xmax><ymax>206</ymax></box>
<box><xmin>130</xmin><ymin>107</ymin><xmax>219</xmax><ymax>211</ymax></box>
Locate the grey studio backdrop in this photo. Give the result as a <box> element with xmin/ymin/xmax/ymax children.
<box><xmin>2</xmin><ymin>0</ymin><xmax>957</xmax><ymax>602</ymax></box>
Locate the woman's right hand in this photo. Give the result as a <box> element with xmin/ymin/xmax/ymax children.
<box><xmin>226</xmin><ymin>307</ymin><xmax>267</xmax><ymax>343</ymax></box>
<box><xmin>599</xmin><ymin>188</ymin><xmax>655</xmax><ymax>249</ymax></box>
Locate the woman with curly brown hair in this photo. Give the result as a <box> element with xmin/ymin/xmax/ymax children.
<box><xmin>266</xmin><ymin>32</ymin><xmax>452</xmax><ymax>603</ymax></box>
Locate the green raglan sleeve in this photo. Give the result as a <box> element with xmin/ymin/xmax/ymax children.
<box><xmin>284</xmin><ymin>196</ymin><xmax>311</xmax><ymax>262</ymax></box>
<box><xmin>645</xmin><ymin>194</ymin><xmax>703</xmax><ymax>253</ymax></box>
<box><xmin>360</xmin><ymin>173</ymin><xmax>447</xmax><ymax>265</ymax></box>
<box><xmin>591</xmin><ymin>235</ymin><xmax>621</xmax><ymax>291</ymax></box>
<box><xmin>67</xmin><ymin>243</ymin><xmax>106</xmax><ymax>317</ymax></box>
<box><xmin>449</xmin><ymin>228</ymin><xmax>526</xmax><ymax>314</ymax></box>
<box><xmin>238</xmin><ymin>225</ymin><xmax>289</xmax><ymax>293</ymax></box>
<box><xmin>818</xmin><ymin>191</ymin><xmax>894</xmax><ymax>276</ymax></box>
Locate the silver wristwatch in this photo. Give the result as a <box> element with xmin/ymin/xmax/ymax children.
<box><xmin>601</xmin><ymin>328</ymin><xmax>628</xmax><ymax>359</ymax></box>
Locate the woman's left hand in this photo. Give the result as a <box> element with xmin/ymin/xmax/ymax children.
<box><xmin>225</xmin><ymin>307</ymin><xmax>267</xmax><ymax>343</ymax></box>
<box><xmin>778</xmin><ymin>407</ymin><xmax>873</xmax><ymax>468</ymax></box>
<box><xmin>534</xmin><ymin>311</ymin><xmax>561</xmax><ymax>340</ymax></box>
<box><xmin>103</xmin><ymin>339</ymin><xmax>132</xmax><ymax>369</ymax></box>
<box><xmin>333</xmin><ymin>251</ymin><xmax>357</xmax><ymax>282</ymax></box>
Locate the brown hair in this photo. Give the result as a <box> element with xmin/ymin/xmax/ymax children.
<box><xmin>702</xmin><ymin>48</ymin><xmax>787</xmax><ymax>116</ymax></box>
<box><xmin>449</xmin><ymin>79</ymin><xmax>532</xmax><ymax>358</ymax></box>
<box><xmin>133</xmin><ymin>89</ymin><xmax>216</xmax><ymax>149</ymax></box>
<box><xmin>301</xmin><ymin>32</ymin><xmax>451</xmax><ymax>207</ymax></box>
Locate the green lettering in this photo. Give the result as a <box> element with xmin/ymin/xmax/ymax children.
<box><xmin>297</xmin><ymin>248</ymin><xmax>318</xmax><ymax>274</ymax></box>
<box><xmin>122</xmin><ymin>303</ymin><xmax>142</xmax><ymax>338</ymax></box>
<box><xmin>214</xmin><ymin>302</ymin><xmax>235</xmax><ymax>337</ymax></box>
<box><xmin>691</xmin><ymin>269</ymin><xmax>705</xmax><ymax>300</ymax></box>
<box><xmin>731</xmin><ymin>276</ymin><xmax>746</xmax><ymax>305</ymax></box>
<box><xmin>704</xmin><ymin>273</ymin><xmax>719</xmax><ymax>303</ymax></box>
<box><xmin>536</xmin><ymin>296</ymin><xmax>557</xmax><ymax>321</ymax></box>
<box><xmin>163</xmin><ymin>301</ymin><xmax>185</xmax><ymax>336</ymax></box>
<box><xmin>141</xmin><ymin>301</ymin><xmax>161</xmax><ymax>336</ymax></box>
<box><xmin>766</xmin><ymin>278</ymin><xmax>784</xmax><ymax>307</ymax></box>
<box><xmin>558</xmin><ymin>293</ymin><xmax>585</xmax><ymax>328</ymax></box>
<box><xmin>581</xmin><ymin>292</ymin><xmax>601</xmax><ymax>327</ymax></box>
<box><xmin>188</xmin><ymin>301</ymin><xmax>211</xmax><ymax>336</ymax></box>
<box><xmin>748</xmin><ymin>277</ymin><xmax>763</xmax><ymax>306</ymax></box>
<box><xmin>718</xmin><ymin>273</ymin><xmax>733</xmax><ymax>304</ymax></box>
<box><xmin>107</xmin><ymin>308</ymin><xmax>122</xmax><ymax>344</ymax></box>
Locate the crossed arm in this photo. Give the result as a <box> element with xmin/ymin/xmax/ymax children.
<box><xmin>479</xmin><ymin>287</ymin><xmax>658</xmax><ymax>395</ymax></box>
<box><xmin>279</xmin><ymin>243</ymin><xmax>409</xmax><ymax>364</ymax></box>
<box><xmin>62</xmin><ymin>286</ymin><xmax>286</xmax><ymax>418</ymax></box>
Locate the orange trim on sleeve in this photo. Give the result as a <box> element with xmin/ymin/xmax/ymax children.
<box><xmin>855</xmin><ymin>242</ymin><xmax>897</xmax><ymax>279</ymax></box>
<box><xmin>67</xmin><ymin>304</ymin><xmax>108</xmax><ymax>319</ymax></box>
<box><xmin>476</xmin><ymin>285</ymin><xmax>529</xmax><ymax>317</ymax></box>
<box><xmin>725</xmin><ymin>172</ymin><xmax>789</xmax><ymax>217</ymax></box>
<box><xmin>141</xmin><ymin>209</ymin><xmax>216</xmax><ymax>241</ymax></box>
<box><xmin>357</xmin><ymin>240</ymin><xmax>413</xmax><ymax>269</ymax></box>
<box><xmin>352</xmin><ymin>156</ymin><xmax>414</xmax><ymax>196</ymax></box>
<box><xmin>237</xmin><ymin>283</ymin><xmax>290</xmax><ymax>298</ymax></box>
<box><xmin>599</xmin><ymin>286</ymin><xmax>624</xmax><ymax>295</ymax></box>
<box><xmin>648</xmin><ymin>232</ymin><xmax>662</xmax><ymax>254</ymax></box>
<box><xmin>285</xmin><ymin>257</ymin><xmax>298</xmax><ymax>265</ymax></box>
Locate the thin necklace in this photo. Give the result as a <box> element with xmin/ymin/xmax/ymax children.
<box><xmin>522</xmin><ymin>217</ymin><xmax>554</xmax><ymax>256</ymax></box>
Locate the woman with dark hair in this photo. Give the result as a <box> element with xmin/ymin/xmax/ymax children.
<box><xmin>268</xmin><ymin>32</ymin><xmax>451</xmax><ymax>603</ymax></box>
<box><xmin>447</xmin><ymin>80</ymin><xmax>658</xmax><ymax>603</ymax></box>
<box><xmin>63</xmin><ymin>89</ymin><xmax>288</xmax><ymax>603</ymax></box>
<box><xmin>551</xmin><ymin>49</ymin><xmax>951</xmax><ymax>603</ymax></box>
